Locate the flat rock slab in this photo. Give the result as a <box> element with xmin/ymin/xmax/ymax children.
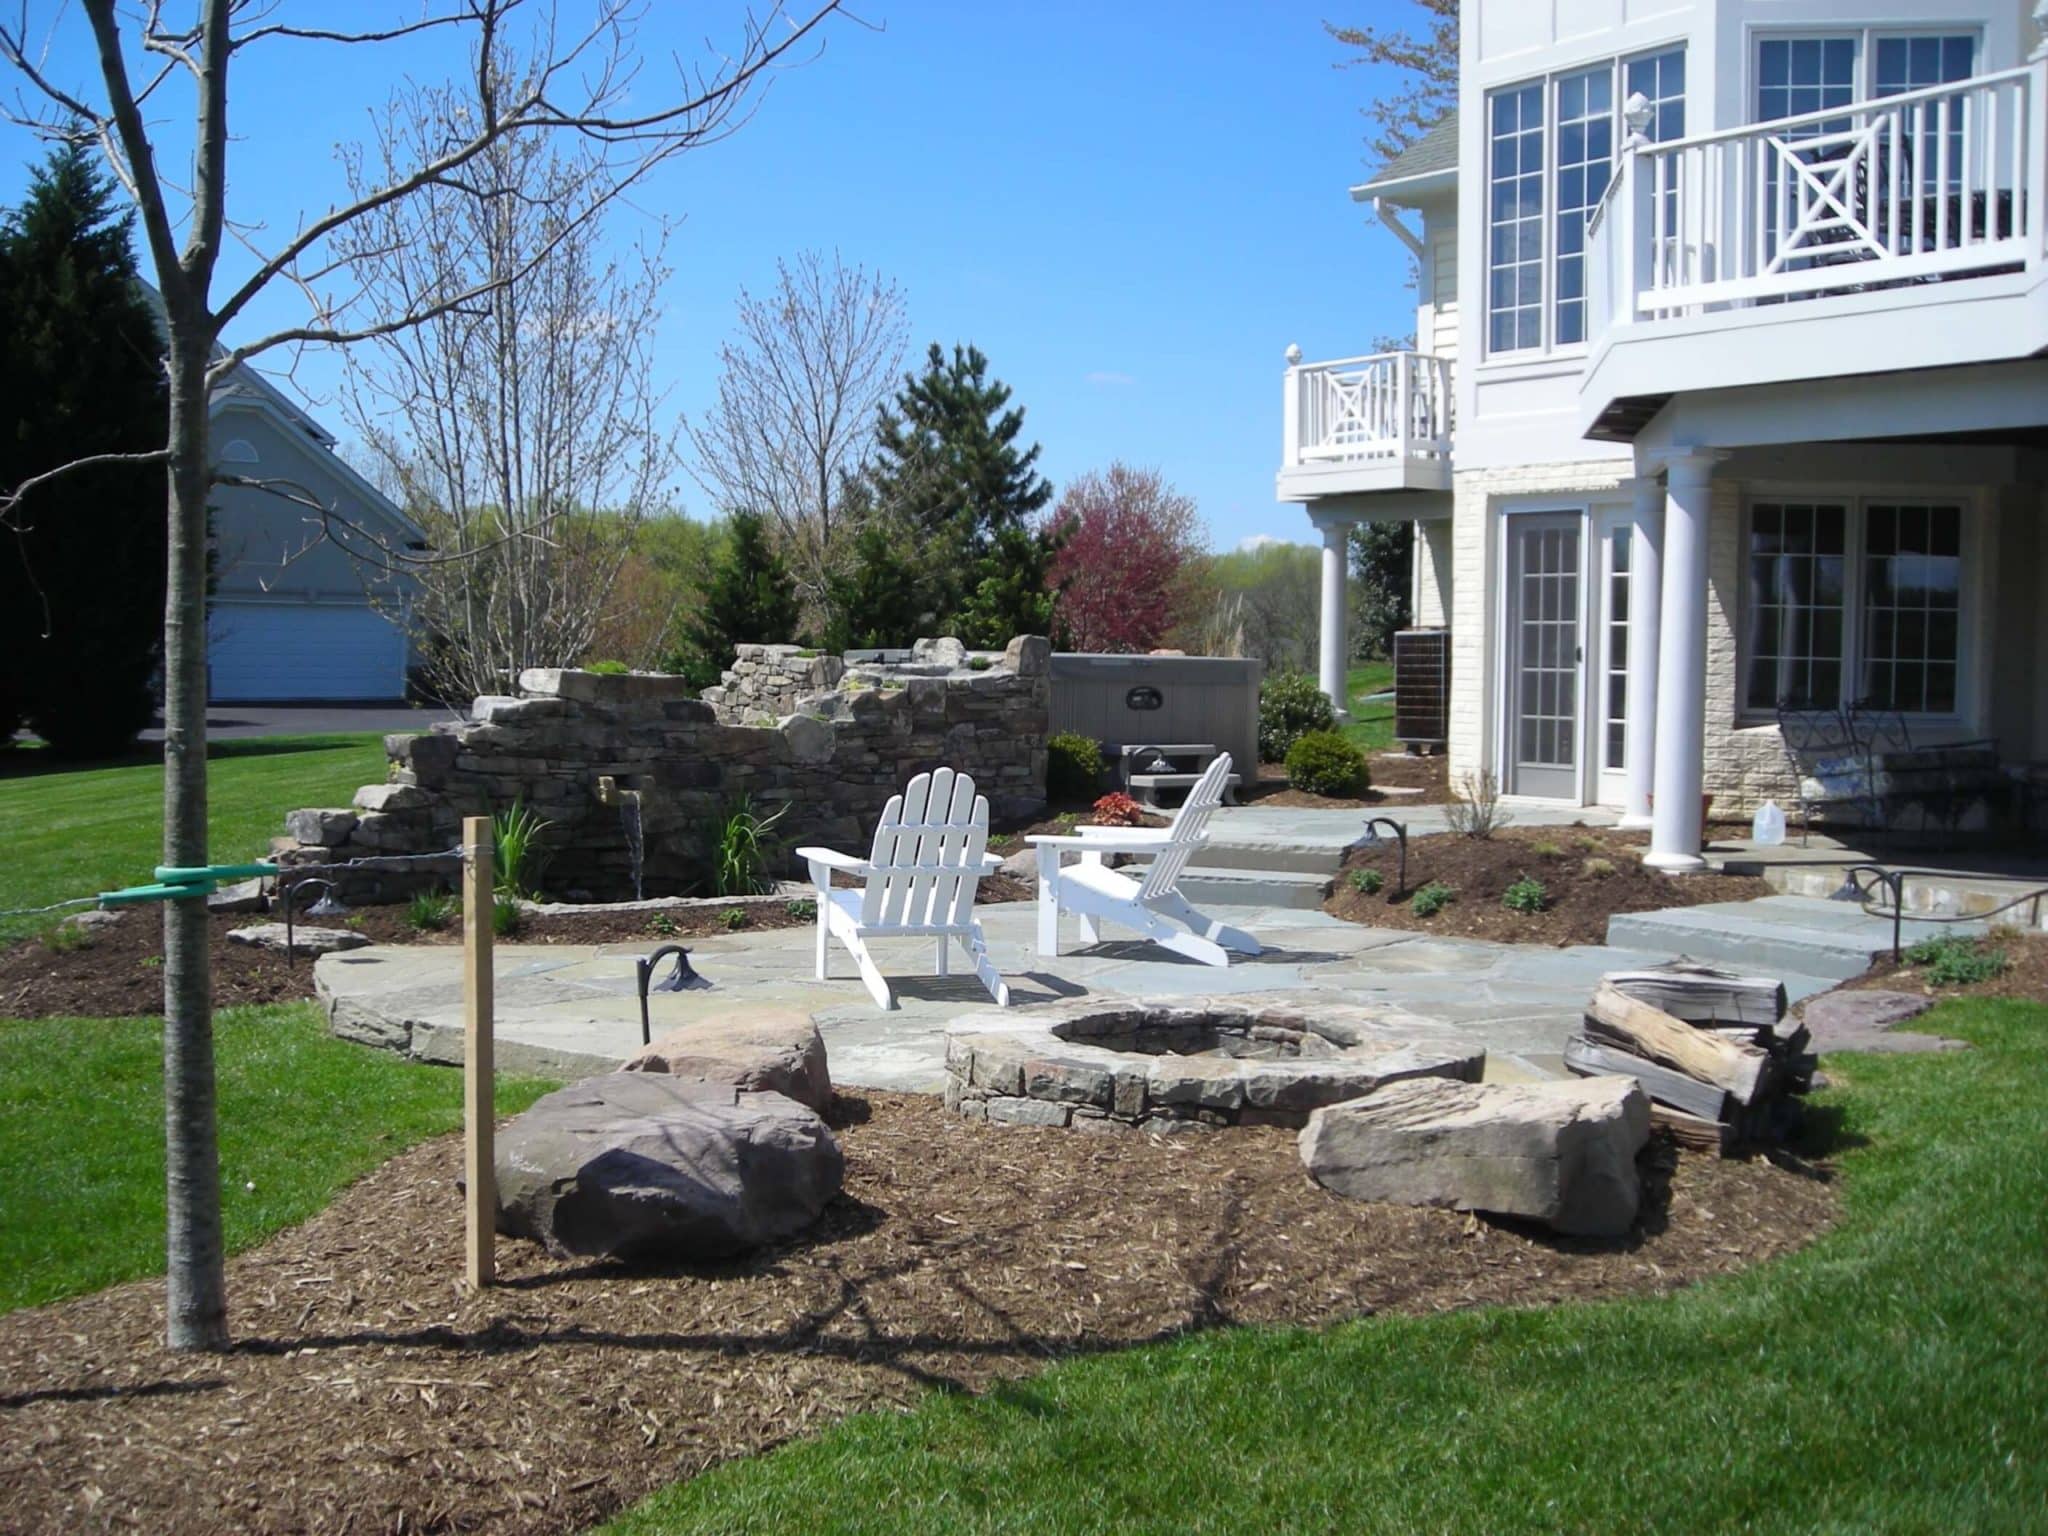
<box><xmin>1300</xmin><ymin>1075</ymin><xmax>1651</xmax><ymax>1237</ymax></box>
<box><xmin>229</xmin><ymin>923</ymin><xmax>369</xmax><ymax>956</ymax></box>
<box><xmin>496</xmin><ymin>1074</ymin><xmax>843</xmax><ymax>1262</ymax></box>
<box><xmin>1799</xmin><ymin>989</ymin><xmax>1965</xmax><ymax>1053</ymax></box>
<box><xmin>625</xmin><ymin>1009</ymin><xmax>832</xmax><ymax>1113</ymax></box>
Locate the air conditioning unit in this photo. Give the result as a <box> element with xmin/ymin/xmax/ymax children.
<box><xmin>1392</xmin><ymin>628</ymin><xmax>1449</xmax><ymax>753</ymax></box>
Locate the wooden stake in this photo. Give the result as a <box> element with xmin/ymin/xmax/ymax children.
<box><xmin>463</xmin><ymin>815</ymin><xmax>495</xmax><ymax>1289</ymax></box>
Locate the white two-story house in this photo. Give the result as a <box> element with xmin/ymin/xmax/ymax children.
<box><xmin>1282</xmin><ymin>0</ymin><xmax>2048</xmax><ymax>870</ymax></box>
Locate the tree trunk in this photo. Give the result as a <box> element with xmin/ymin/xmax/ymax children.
<box><xmin>160</xmin><ymin>337</ymin><xmax>226</xmax><ymax>1351</ymax></box>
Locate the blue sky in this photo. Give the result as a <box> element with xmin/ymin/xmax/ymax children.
<box><xmin>0</xmin><ymin>1</ymin><xmax>1419</xmax><ymax>551</ymax></box>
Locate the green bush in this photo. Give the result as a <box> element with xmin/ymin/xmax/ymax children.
<box><xmin>583</xmin><ymin>658</ymin><xmax>630</xmax><ymax>675</ymax></box>
<box><xmin>786</xmin><ymin>897</ymin><xmax>818</xmax><ymax>921</ymax></box>
<box><xmin>1349</xmin><ymin>866</ymin><xmax>1384</xmax><ymax>896</ymax></box>
<box><xmin>1502</xmin><ymin>874</ymin><xmax>1549</xmax><ymax>914</ymax></box>
<box><xmin>1258</xmin><ymin>671</ymin><xmax>1334</xmax><ymax>762</ymax></box>
<box><xmin>1047</xmin><ymin>732</ymin><xmax>1104</xmax><ymax>802</ymax></box>
<box><xmin>1284</xmin><ymin>730</ymin><xmax>1370</xmax><ymax>797</ymax></box>
<box><xmin>721</xmin><ymin>906</ymin><xmax>750</xmax><ymax>930</ymax></box>
<box><xmin>1904</xmin><ymin>934</ymin><xmax>2009</xmax><ymax>987</ymax></box>
<box><xmin>491</xmin><ymin>894</ymin><xmax>524</xmax><ymax>938</ymax></box>
<box><xmin>1410</xmin><ymin>880</ymin><xmax>1455</xmax><ymax>918</ymax></box>
<box><xmin>405</xmin><ymin>889</ymin><xmax>456</xmax><ymax>932</ymax></box>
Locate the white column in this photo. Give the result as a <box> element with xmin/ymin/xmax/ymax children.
<box><xmin>1316</xmin><ymin>516</ymin><xmax>1350</xmax><ymax>719</ymax></box>
<box><xmin>1618</xmin><ymin>475</ymin><xmax>1664</xmax><ymax>829</ymax></box>
<box><xmin>1645</xmin><ymin>451</ymin><xmax>1723</xmax><ymax>871</ymax></box>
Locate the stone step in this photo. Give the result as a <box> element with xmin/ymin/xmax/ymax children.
<box><xmin>1186</xmin><ymin>838</ymin><xmax>1356</xmax><ymax>876</ymax></box>
<box><xmin>1177</xmin><ymin>866</ymin><xmax>1334</xmax><ymax>911</ymax></box>
<box><xmin>1761</xmin><ymin>862</ymin><xmax>2048</xmax><ymax>931</ymax></box>
<box><xmin>1605</xmin><ymin>894</ymin><xmax>1988</xmax><ymax>982</ymax></box>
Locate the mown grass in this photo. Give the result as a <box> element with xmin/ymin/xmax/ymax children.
<box><xmin>1340</xmin><ymin>661</ymin><xmax>1395</xmax><ymax>756</ymax></box>
<box><xmin>0</xmin><ymin>733</ymin><xmax>386</xmax><ymax>941</ymax></box>
<box><xmin>607</xmin><ymin>997</ymin><xmax>2047</xmax><ymax>1534</ymax></box>
<box><xmin>0</xmin><ymin>1003</ymin><xmax>554</xmax><ymax>1313</ymax></box>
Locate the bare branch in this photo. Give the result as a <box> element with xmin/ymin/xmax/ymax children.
<box><xmin>1</xmin><ymin>448</ymin><xmax>176</xmax><ymax>528</ymax></box>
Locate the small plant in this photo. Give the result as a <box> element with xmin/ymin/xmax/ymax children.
<box><xmin>1571</xmin><ymin>835</ymin><xmax>1604</xmax><ymax>852</ymax></box>
<box><xmin>1531</xmin><ymin>840</ymin><xmax>1565</xmax><ymax>857</ymax></box>
<box><xmin>1903</xmin><ymin>933</ymin><xmax>2009</xmax><ymax>987</ymax></box>
<box><xmin>967</xmin><ymin>656</ymin><xmax>992</xmax><ymax>671</ymax></box>
<box><xmin>707</xmin><ymin>796</ymin><xmax>791</xmax><ymax>897</ymax></box>
<box><xmin>647</xmin><ymin>912</ymin><xmax>680</xmax><ymax>936</ymax></box>
<box><xmin>583</xmin><ymin>658</ymin><xmax>630</xmax><ymax>675</ymax></box>
<box><xmin>785</xmin><ymin>897</ymin><xmax>818</xmax><ymax>921</ymax></box>
<box><xmin>1581</xmin><ymin>856</ymin><xmax>1618</xmax><ymax>879</ymax></box>
<box><xmin>1047</xmin><ymin>731</ymin><xmax>1105</xmax><ymax>801</ymax></box>
<box><xmin>343</xmin><ymin>913</ymin><xmax>366</xmax><ymax>931</ymax></box>
<box><xmin>1285</xmin><ymin>730</ymin><xmax>1370</xmax><ymax>797</ymax></box>
<box><xmin>141</xmin><ymin>953</ymin><xmax>163</xmax><ymax>968</ymax></box>
<box><xmin>1444</xmin><ymin>768</ymin><xmax>1511</xmax><ymax>839</ymax></box>
<box><xmin>491</xmin><ymin>803</ymin><xmax>553</xmax><ymax>900</ymax></box>
<box><xmin>1091</xmin><ymin>791</ymin><xmax>1145</xmax><ymax>827</ymax></box>
<box><xmin>492</xmin><ymin>895</ymin><xmax>524</xmax><ymax>938</ymax></box>
<box><xmin>1258</xmin><ymin>670</ymin><xmax>1335</xmax><ymax>762</ymax></box>
<box><xmin>1502</xmin><ymin>874</ymin><xmax>1549</xmax><ymax>914</ymax></box>
<box><xmin>46</xmin><ymin>921</ymin><xmax>96</xmax><ymax>953</ymax></box>
<box><xmin>1349</xmin><ymin>866</ymin><xmax>1385</xmax><ymax>896</ymax></box>
<box><xmin>1056</xmin><ymin>811</ymin><xmax>1080</xmax><ymax>831</ymax></box>
<box><xmin>721</xmin><ymin>906</ymin><xmax>750</xmax><ymax>930</ymax></box>
<box><xmin>1410</xmin><ymin>880</ymin><xmax>1455</xmax><ymax>918</ymax></box>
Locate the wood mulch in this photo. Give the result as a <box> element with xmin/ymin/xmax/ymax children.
<box><xmin>0</xmin><ymin>1091</ymin><xmax>1838</xmax><ymax>1536</ymax></box>
<box><xmin>1329</xmin><ymin>825</ymin><xmax>1770</xmax><ymax>948</ymax></box>
<box><xmin>1242</xmin><ymin>754</ymin><xmax>1452</xmax><ymax>810</ymax></box>
<box><xmin>0</xmin><ymin>882</ymin><xmax>1035</xmax><ymax>1023</ymax></box>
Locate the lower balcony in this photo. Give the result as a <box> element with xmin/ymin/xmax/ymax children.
<box><xmin>1277</xmin><ymin>349</ymin><xmax>1454</xmax><ymax>502</ymax></box>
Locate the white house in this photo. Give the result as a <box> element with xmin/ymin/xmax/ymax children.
<box><xmin>1283</xmin><ymin>0</ymin><xmax>2048</xmax><ymax>870</ymax></box>
<box><xmin>206</xmin><ymin>363</ymin><xmax>424</xmax><ymax>702</ymax></box>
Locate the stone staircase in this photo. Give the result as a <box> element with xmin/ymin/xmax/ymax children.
<box><xmin>1179</xmin><ymin>824</ymin><xmax>1357</xmax><ymax>911</ymax></box>
<box><xmin>1606</xmin><ymin>894</ymin><xmax>1987</xmax><ymax>983</ymax></box>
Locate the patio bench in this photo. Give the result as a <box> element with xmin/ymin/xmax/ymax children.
<box><xmin>1118</xmin><ymin>742</ymin><xmax>1240</xmax><ymax>809</ymax></box>
<box><xmin>1777</xmin><ymin>699</ymin><xmax>2011</xmax><ymax>844</ymax></box>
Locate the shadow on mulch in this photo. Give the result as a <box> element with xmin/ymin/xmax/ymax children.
<box><xmin>0</xmin><ymin>1091</ymin><xmax>1837</xmax><ymax>1536</ymax></box>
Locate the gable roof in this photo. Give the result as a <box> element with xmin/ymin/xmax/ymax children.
<box><xmin>1352</xmin><ymin>113</ymin><xmax>1459</xmax><ymax>204</ymax></box>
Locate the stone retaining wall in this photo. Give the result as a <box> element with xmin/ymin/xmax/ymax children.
<box><xmin>275</xmin><ymin>635</ymin><xmax>1050</xmax><ymax>903</ymax></box>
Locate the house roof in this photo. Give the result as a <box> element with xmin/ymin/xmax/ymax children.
<box><xmin>1351</xmin><ymin>113</ymin><xmax>1459</xmax><ymax>204</ymax></box>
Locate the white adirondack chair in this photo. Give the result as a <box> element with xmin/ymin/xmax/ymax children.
<box><xmin>796</xmin><ymin>768</ymin><xmax>1011</xmax><ymax>1011</ymax></box>
<box><xmin>1026</xmin><ymin>752</ymin><xmax>1260</xmax><ymax>968</ymax></box>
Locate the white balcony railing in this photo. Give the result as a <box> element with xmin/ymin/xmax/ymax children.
<box><xmin>1282</xmin><ymin>349</ymin><xmax>1454</xmax><ymax>470</ymax></box>
<box><xmin>1590</xmin><ymin>61</ymin><xmax>2046</xmax><ymax>339</ymax></box>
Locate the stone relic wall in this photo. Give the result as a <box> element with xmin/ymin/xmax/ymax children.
<box><xmin>275</xmin><ymin>635</ymin><xmax>1051</xmax><ymax>903</ymax></box>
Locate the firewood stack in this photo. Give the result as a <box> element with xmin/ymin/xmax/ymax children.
<box><xmin>1564</xmin><ymin>961</ymin><xmax>1816</xmax><ymax>1155</ymax></box>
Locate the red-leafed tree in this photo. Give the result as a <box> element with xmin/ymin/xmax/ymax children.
<box><xmin>1046</xmin><ymin>463</ymin><xmax>1205</xmax><ymax>653</ymax></box>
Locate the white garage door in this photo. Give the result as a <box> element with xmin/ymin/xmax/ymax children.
<box><xmin>209</xmin><ymin>601</ymin><xmax>408</xmax><ymax>702</ymax></box>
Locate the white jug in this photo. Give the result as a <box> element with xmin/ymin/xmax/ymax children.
<box><xmin>1751</xmin><ymin>799</ymin><xmax>1786</xmax><ymax>846</ymax></box>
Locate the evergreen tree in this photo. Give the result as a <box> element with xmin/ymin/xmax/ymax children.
<box><xmin>669</xmin><ymin>509</ymin><xmax>800</xmax><ymax>687</ymax></box>
<box><xmin>1350</xmin><ymin>520</ymin><xmax>1414</xmax><ymax>660</ymax></box>
<box><xmin>866</xmin><ymin>342</ymin><xmax>1056</xmax><ymax>638</ymax></box>
<box><xmin>0</xmin><ymin>144</ymin><xmax>168</xmax><ymax>755</ymax></box>
<box><xmin>820</xmin><ymin>519</ymin><xmax>928</xmax><ymax>651</ymax></box>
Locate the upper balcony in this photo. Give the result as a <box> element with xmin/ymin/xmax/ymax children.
<box><xmin>1583</xmin><ymin>61</ymin><xmax>2048</xmax><ymax>441</ymax></box>
<box><xmin>1276</xmin><ymin>348</ymin><xmax>1454</xmax><ymax>503</ymax></box>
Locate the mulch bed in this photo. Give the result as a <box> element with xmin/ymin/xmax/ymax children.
<box><xmin>1329</xmin><ymin>825</ymin><xmax>1770</xmax><ymax>948</ymax></box>
<box><xmin>0</xmin><ymin>1090</ymin><xmax>1838</xmax><ymax>1536</ymax></box>
<box><xmin>0</xmin><ymin>883</ymin><xmax>1033</xmax><ymax>1022</ymax></box>
<box><xmin>1842</xmin><ymin>928</ymin><xmax>2048</xmax><ymax>1003</ymax></box>
<box><xmin>1242</xmin><ymin>754</ymin><xmax>1451</xmax><ymax>809</ymax></box>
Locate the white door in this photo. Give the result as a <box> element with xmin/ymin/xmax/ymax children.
<box><xmin>209</xmin><ymin>600</ymin><xmax>407</xmax><ymax>702</ymax></box>
<box><xmin>1503</xmin><ymin>514</ymin><xmax>1584</xmax><ymax>800</ymax></box>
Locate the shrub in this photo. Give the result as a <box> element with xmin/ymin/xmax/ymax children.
<box><xmin>1047</xmin><ymin>732</ymin><xmax>1104</xmax><ymax>801</ymax></box>
<box><xmin>405</xmin><ymin>890</ymin><xmax>455</xmax><ymax>932</ymax></box>
<box><xmin>46</xmin><ymin>919</ymin><xmax>97</xmax><ymax>953</ymax></box>
<box><xmin>1285</xmin><ymin>731</ymin><xmax>1370</xmax><ymax>798</ymax></box>
<box><xmin>1532</xmin><ymin>840</ymin><xmax>1564</xmax><ymax>857</ymax></box>
<box><xmin>491</xmin><ymin>803</ymin><xmax>553</xmax><ymax>899</ymax></box>
<box><xmin>1410</xmin><ymin>880</ymin><xmax>1455</xmax><ymax>918</ymax></box>
<box><xmin>1502</xmin><ymin>874</ymin><xmax>1548</xmax><ymax>914</ymax></box>
<box><xmin>1091</xmin><ymin>792</ymin><xmax>1145</xmax><ymax>827</ymax></box>
<box><xmin>491</xmin><ymin>895</ymin><xmax>524</xmax><ymax>938</ymax></box>
<box><xmin>1581</xmin><ymin>856</ymin><xmax>1617</xmax><ymax>879</ymax></box>
<box><xmin>1445</xmin><ymin>768</ymin><xmax>1511</xmax><ymax>839</ymax></box>
<box><xmin>1349</xmin><ymin>866</ymin><xmax>1385</xmax><ymax>896</ymax></box>
<box><xmin>721</xmin><ymin>906</ymin><xmax>750</xmax><ymax>930</ymax></box>
<box><xmin>1903</xmin><ymin>933</ymin><xmax>2009</xmax><ymax>987</ymax></box>
<box><xmin>708</xmin><ymin>796</ymin><xmax>790</xmax><ymax>897</ymax></box>
<box><xmin>785</xmin><ymin>898</ymin><xmax>818</xmax><ymax>921</ymax></box>
<box><xmin>583</xmin><ymin>658</ymin><xmax>630</xmax><ymax>675</ymax></box>
<box><xmin>648</xmin><ymin>912</ymin><xmax>680</xmax><ymax>936</ymax></box>
<box><xmin>1258</xmin><ymin>671</ymin><xmax>1334</xmax><ymax>762</ymax></box>
<box><xmin>967</xmin><ymin>656</ymin><xmax>992</xmax><ymax>671</ymax></box>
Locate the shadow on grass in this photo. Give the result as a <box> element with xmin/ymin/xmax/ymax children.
<box><xmin>0</xmin><ymin>732</ymin><xmax>382</xmax><ymax>781</ymax></box>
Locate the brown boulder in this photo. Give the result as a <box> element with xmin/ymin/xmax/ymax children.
<box><xmin>623</xmin><ymin>1008</ymin><xmax>832</xmax><ymax>1114</ymax></box>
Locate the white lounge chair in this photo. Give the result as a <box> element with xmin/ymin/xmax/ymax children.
<box><xmin>1026</xmin><ymin>753</ymin><xmax>1260</xmax><ymax>968</ymax></box>
<box><xmin>796</xmin><ymin>768</ymin><xmax>1011</xmax><ymax>1011</ymax></box>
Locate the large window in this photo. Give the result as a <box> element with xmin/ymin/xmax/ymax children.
<box><xmin>1485</xmin><ymin>48</ymin><xmax>1684</xmax><ymax>357</ymax></box>
<box><xmin>1744</xmin><ymin>500</ymin><xmax>1967</xmax><ymax>716</ymax></box>
<box><xmin>1755</xmin><ymin>31</ymin><xmax>1977</xmax><ymax>125</ymax></box>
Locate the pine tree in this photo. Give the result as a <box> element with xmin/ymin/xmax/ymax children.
<box><xmin>820</xmin><ymin>519</ymin><xmax>928</xmax><ymax>651</ymax></box>
<box><xmin>866</xmin><ymin>342</ymin><xmax>1056</xmax><ymax>639</ymax></box>
<box><xmin>1350</xmin><ymin>520</ymin><xmax>1414</xmax><ymax>660</ymax></box>
<box><xmin>671</xmin><ymin>509</ymin><xmax>800</xmax><ymax>687</ymax></box>
<box><xmin>0</xmin><ymin>144</ymin><xmax>168</xmax><ymax>755</ymax></box>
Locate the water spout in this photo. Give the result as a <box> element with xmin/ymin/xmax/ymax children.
<box><xmin>596</xmin><ymin>775</ymin><xmax>647</xmax><ymax>902</ymax></box>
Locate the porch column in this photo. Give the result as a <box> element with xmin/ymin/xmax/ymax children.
<box><xmin>1619</xmin><ymin>475</ymin><xmax>1664</xmax><ymax>828</ymax></box>
<box><xmin>1646</xmin><ymin>450</ymin><xmax>1724</xmax><ymax>871</ymax></box>
<box><xmin>1315</xmin><ymin>514</ymin><xmax>1351</xmax><ymax>719</ymax></box>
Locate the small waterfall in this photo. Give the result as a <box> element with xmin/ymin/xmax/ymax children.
<box><xmin>619</xmin><ymin>789</ymin><xmax>645</xmax><ymax>902</ymax></box>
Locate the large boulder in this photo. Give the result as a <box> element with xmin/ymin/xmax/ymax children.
<box><xmin>1299</xmin><ymin>1076</ymin><xmax>1650</xmax><ymax>1237</ymax></box>
<box><xmin>496</xmin><ymin>1074</ymin><xmax>843</xmax><ymax>1262</ymax></box>
<box><xmin>227</xmin><ymin>922</ymin><xmax>369</xmax><ymax>956</ymax></box>
<box><xmin>624</xmin><ymin>1009</ymin><xmax>833</xmax><ymax>1113</ymax></box>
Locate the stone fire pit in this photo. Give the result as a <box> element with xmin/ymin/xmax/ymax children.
<box><xmin>943</xmin><ymin>995</ymin><xmax>1483</xmax><ymax>1133</ymax></box>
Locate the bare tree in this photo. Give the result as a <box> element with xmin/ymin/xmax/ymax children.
<box><xmin>1325</xmin><ymin>0</ymin><xmax>1458</xmax><ymax>170</ymax></box>
<box><xmin>336</xmin><ymin>55</ymin><xmax>678</xmax><ymax>704</ymax></box>
<box><xmin>685</xmin><ymin>250</ymin><xmax>906</xmax><ymax>611</ymax></box>
<box><xmin>0</xmin><ymin>0</ymin><xmax>846</xmax><ymax>1352</ymax></box>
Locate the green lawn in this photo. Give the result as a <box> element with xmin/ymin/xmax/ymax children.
<box><xmin>607</xmin><ymin>996</ymin><xmax>2047</xmax><ymax>1535</ymax></box>
<box><xmin>0</xmin><ymin>732</ymin><xmax>385</xmax><ymax>939</ymax></box>
<box><xmin>0</xmin><ymin>1003</ymin><xmax>554</xmax><ymax>1312</ymax></box>
<box><xmin>1340</xmin><ymin>661</ymin><xmax>1395</xmax><ymax>755</ymax></box>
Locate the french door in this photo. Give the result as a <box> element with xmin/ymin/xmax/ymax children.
<box><xmin>1505</xmin><ymin>514</ymin><xmax>1584</xmax><ymax>799</ymax></box>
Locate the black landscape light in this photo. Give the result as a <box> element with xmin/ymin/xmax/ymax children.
<box><xmin>636</xmin><ymin>944</ymin><xmax>710</xmax><ymax>1045</ymax></box>
<box><xmin>1359</xmin><ymin>817</ymin><xmax>1410</xmax><ymax>896</ymax></box>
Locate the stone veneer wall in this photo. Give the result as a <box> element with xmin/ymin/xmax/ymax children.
<box><xmin>276</xmin><ymin>635</ymin><xmax>1051</xmax><ymax>903</ymax></box>
<box><xmin>700</xmin><ymin>645</ymin><xmax>845</xmax><ymax>725</ymax></box>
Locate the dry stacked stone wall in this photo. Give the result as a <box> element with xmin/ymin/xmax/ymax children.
<box><xmin>275</xmin><ymin>635</ymin><xmax>1050</xmax><ymax>903</ymax></box>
